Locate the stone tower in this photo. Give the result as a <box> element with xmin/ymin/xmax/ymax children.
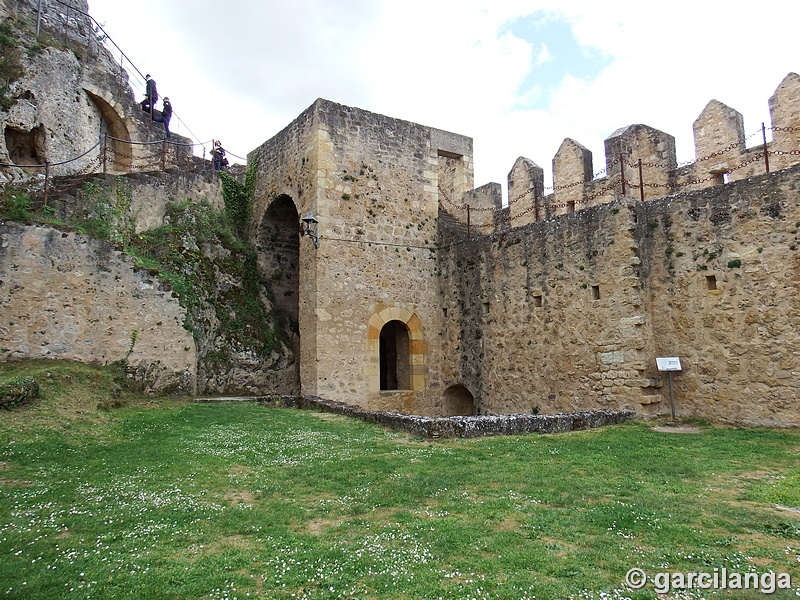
<box><xmin>249</xmin><ymin>99</ymin><xmax>474</xmax><ymax>414</ymax></box>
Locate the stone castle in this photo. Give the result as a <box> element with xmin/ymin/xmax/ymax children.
<box><xmin>2</xmin><ymin>0</ymin><xmax>800</xmax><ymax>426</ymax></box>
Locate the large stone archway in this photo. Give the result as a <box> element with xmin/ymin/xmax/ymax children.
<box><xmin>367</xmin><ymin>306</ymin><xmax>426</xmax><ymax>394</ymax></box>
<box><xmin>83</xmin><ymin>87</ymin><xmax>133</xmax><ymax>172</ymax></box>
<box><xmin>256</xmin><ymin>194</ymin><xmax>301</xmax><ymax>384</ymax></box>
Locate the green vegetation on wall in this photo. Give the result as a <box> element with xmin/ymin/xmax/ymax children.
<box><xmin>78</xmin><ymin>180</ymin><xmax>138</xmax><ymax>245</ymax></box>
<box><xmin>127</xmin><ymin>197</ymin><xmax>285</xmax><ymax>358</ymax></box>
<box><xmin>0</xmin><ymin>167</ymin><xmax>289</xmax><ymax>385</ymax></box>
<box><xmin>219</xmin><ymin>163</ymin><xmax>256</xmax><ymax>236</ymax></box>
<box><xmin>0</xmin><ymin>22</ymin><xmax>23</xmax><ymax>111</ymax></box>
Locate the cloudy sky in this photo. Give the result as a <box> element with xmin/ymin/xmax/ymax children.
<box><xmin>86</xmin><ymin>0</ymin><xmax>798</xmax><ymax>193</ymax></box>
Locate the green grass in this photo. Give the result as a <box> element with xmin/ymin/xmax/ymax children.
<box><xmin>0</xmin><ymin>362</ymin><xmax>799</xmax><ymax>599</ymax></box>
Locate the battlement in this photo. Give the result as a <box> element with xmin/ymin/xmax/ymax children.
<box><xmin>441</xmin><ymin>72</ymin><xmax>800</xmax><ymax>233</ymax></box>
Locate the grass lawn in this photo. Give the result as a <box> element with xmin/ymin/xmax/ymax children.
<box><xmin>0</xmin><ymin>361</ymin><xmax>799</xmax><ymax>599</ymax></box>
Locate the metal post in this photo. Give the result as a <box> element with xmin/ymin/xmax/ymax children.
<box><xmin>466</xmin><ymin>204</ymin><xmax>471</xmax><ymax>240</ymax></box>
<box><xmin>102</xmin><ymin>134</ymin><xmax>108</xmax><ymax>174</ymax></box>
<box><xmin>668</xmin><ymin>371</ymin><xmax>676</xmax><ymax>419</ymax></box>
<box><xmin>534</xmin><ymin>188</ymin><xmax>540</xmax><ymax>222</ymax></box>
<box><xmin>37</xmin><ymin>0</ymin><xmax>44</xmax><ymax>35</ymax></box>
<box><xmin>619</xmin><ymin>154</ymin><xmax>626</xmax><ymax>196</ymax></box>
<box><xmin>762</xmin><ymin>122</ymin><xmax>770</xmax><ymax>174</ymax></box>
<box><xmin>638</xmin><ymin>158</ymin><xmax>645</xmax><ymax>202</ymax></box>
<box><xmin>43</xmin><ymin>163</ymin><xmax>50</xmax><ymax>207</ymax></box>
<box><xmin>161</xmin><ymin>139</ymin><xmax>167</xmax><ymax>171</ymax></box>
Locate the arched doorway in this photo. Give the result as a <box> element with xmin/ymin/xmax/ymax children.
<box><xmin>442</xmin><ymin>384</ymin><xmax>476</xmax><ymax>416</ymax></box>
<box><xmin>256</xmin><ymin>194</ymin><xmax>300</xmax><ymax>361</ymax></box>
<box><xmin>380</xmin><ymin>320</ymin><xmax>410</xmax><ymax>390</ymax></box>
<box><xmin>84</xmin><ymin>89</ymin><xmax>132</xmax><ymax>172</ymax></box>
<box><xmin>367</xmin><ymin>306</ymin><xmax>426</xmax><ymax>394</ymax></box>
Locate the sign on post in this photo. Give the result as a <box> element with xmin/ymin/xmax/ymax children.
<box><xmin>656</xmin><ymin>357</ymin><xmax>682</xmax><ymax>418</ymax></box>
<box><xmin>656</xmin><ymin>357</ymin><xmax>682</xmax><ymax>372</ymax></box>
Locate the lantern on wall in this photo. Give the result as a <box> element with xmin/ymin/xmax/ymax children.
<box><xmin>300</xmin><ymin>211</ymin><xmax>319</xmax><ymax>248</ymax></box>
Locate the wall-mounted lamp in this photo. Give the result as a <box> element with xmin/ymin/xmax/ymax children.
<box><xmin>300</xmin><ymin>211</ymin><xmax>319</xmax><ymax>248</ymax></box>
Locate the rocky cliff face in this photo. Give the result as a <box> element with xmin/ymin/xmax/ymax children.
<box><xmin>0</xmin><ymin>0</ymin><xmax>191</xmax><ymax>183</ymax></box>
<box><xmin>0</xmin><ymin>0</ymin><xmax>298</xmax><ymax>395</ymax></box>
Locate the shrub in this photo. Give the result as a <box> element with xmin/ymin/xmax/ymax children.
<box><xmin>0</xmin><ymin>376</ymin><xmax>39</xmax><ymax>409</ymax></box>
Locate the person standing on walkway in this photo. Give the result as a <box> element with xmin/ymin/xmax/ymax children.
<box><xmin>153</xmin><ymin>97</ymin><xmax>172</xmax><ymax>138</ymax></box>
<box><xmin>140</xmin><ymin>74</ymin><xmax>158</xmax><ymax>115</ymax></box>
<box><xmin>211</xmin><ymin>140</ymin><xmax>226</xmax><ymax>171</ymax></box>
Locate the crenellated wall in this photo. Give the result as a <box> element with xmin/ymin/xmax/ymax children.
<box><xmin>441</xmin><ymin>73</ymin><xmax>800</xmax><ymax>232</ymax></box>
<box><xmin>239</xmin><ymin>81</ymin><xmax>800</xmax><ymax>426</ymax></box>
<box><xmin>438</xmin><ymin>163</ymin><xmax>800</xmax><ymax>427</ymax></box>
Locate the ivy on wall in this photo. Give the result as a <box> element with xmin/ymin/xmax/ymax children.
<box><xmin>0</xmin><ymin>22</ymin><xmax>24</xmax><ymax>111</ymax></box>
<box><xmin>219</xmin><ymin>160</ymin><xmax>257</xmax><ymax>236</ymax></box>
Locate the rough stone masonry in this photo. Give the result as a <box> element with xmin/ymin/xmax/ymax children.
<box><xmin>1</xmin><ymin>0</ymin><xmax>799</xmax><ymax>426</ymax></box>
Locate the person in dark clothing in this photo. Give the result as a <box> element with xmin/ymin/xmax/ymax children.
<box><xmin>211</xmin><ymin>140</ymin><xmax>227</xmax><ymax>171</ymax></box>
<box><xmin>140</xmin><ymin>74</ymin><xmax>158</xmax><ymax>113</ymax></box>
<box><xmin>153</xmin><ymin>97</ymin><xmax>172</xmax><ymax>138</ymax></box>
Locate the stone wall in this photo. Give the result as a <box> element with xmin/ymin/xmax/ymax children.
<box><xmin>636</xmin><ymin>167</ymin><xmax>800</xmax><ymax>426</ymax></box>
<box><xmin>44</xmin><ymin>169</ymin><xmax>225</xmax><ymax>233</ymax></box>
<box><xmin>200</xmin><ymin>395</ymin><xmax>635</xmax><ymax>439</ymax></box>
<box><xmin>439</xmin><ymin>165</ymin><xmax>800</xmax><ymax>427</ymax></box>
<box><xmin>0</xmin><ymin>156</ymin><xmax>296</xmax><ymax>397</ymax></box>
<box><xmin>0</xmin><ymin>222</ymin><xmax>196</xmax><ymax>393</ymax></box>
<box><xmin>244</xmin><ymin>92</ymin><xmax>800</xmax><ymax>426</ymax></box>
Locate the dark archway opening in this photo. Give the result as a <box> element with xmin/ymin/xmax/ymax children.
<box><xmin>4</xmin><ymin>124</ymin><xmax>45</xmax><ymax>166</ymax></box>
<box><xmin>257</xmin><ymin>194</ymin><xmax>300</xmax><ymax>366</ymax></box>
<box><xmin>380</xmin><ymin>320</ymin><xmax>410</xmax><ymax>390</ymax></box>
<box><xmin>84</xmin><ymin>89</ymin><xmax>131</xmax><ymax>172</ymax></box>
<box><xmin>442</xmin><ymin>384</ymin><xmax>476</xmax><ymax>416</ymax></box>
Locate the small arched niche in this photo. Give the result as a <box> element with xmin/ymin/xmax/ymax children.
<box><xmin>442</xmin><ymin>384</ymin><xmax>476</xmax><ymax>416</ymax></box>
<box><xmin>380</xmin><ymin>320</ymin><xmax>410</xmax><ymax>391</ymax></box>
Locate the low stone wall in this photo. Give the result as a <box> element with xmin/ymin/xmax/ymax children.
<box><xmin>196</xmin><ymin>394</ymin><xmax>635</xmax><ymax>438</ymax></box>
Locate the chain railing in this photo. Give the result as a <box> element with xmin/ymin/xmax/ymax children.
<box><xmin>0</xmin><ymin>133</ymin><xmax>224</xmax><ymax>207</ymax></box>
